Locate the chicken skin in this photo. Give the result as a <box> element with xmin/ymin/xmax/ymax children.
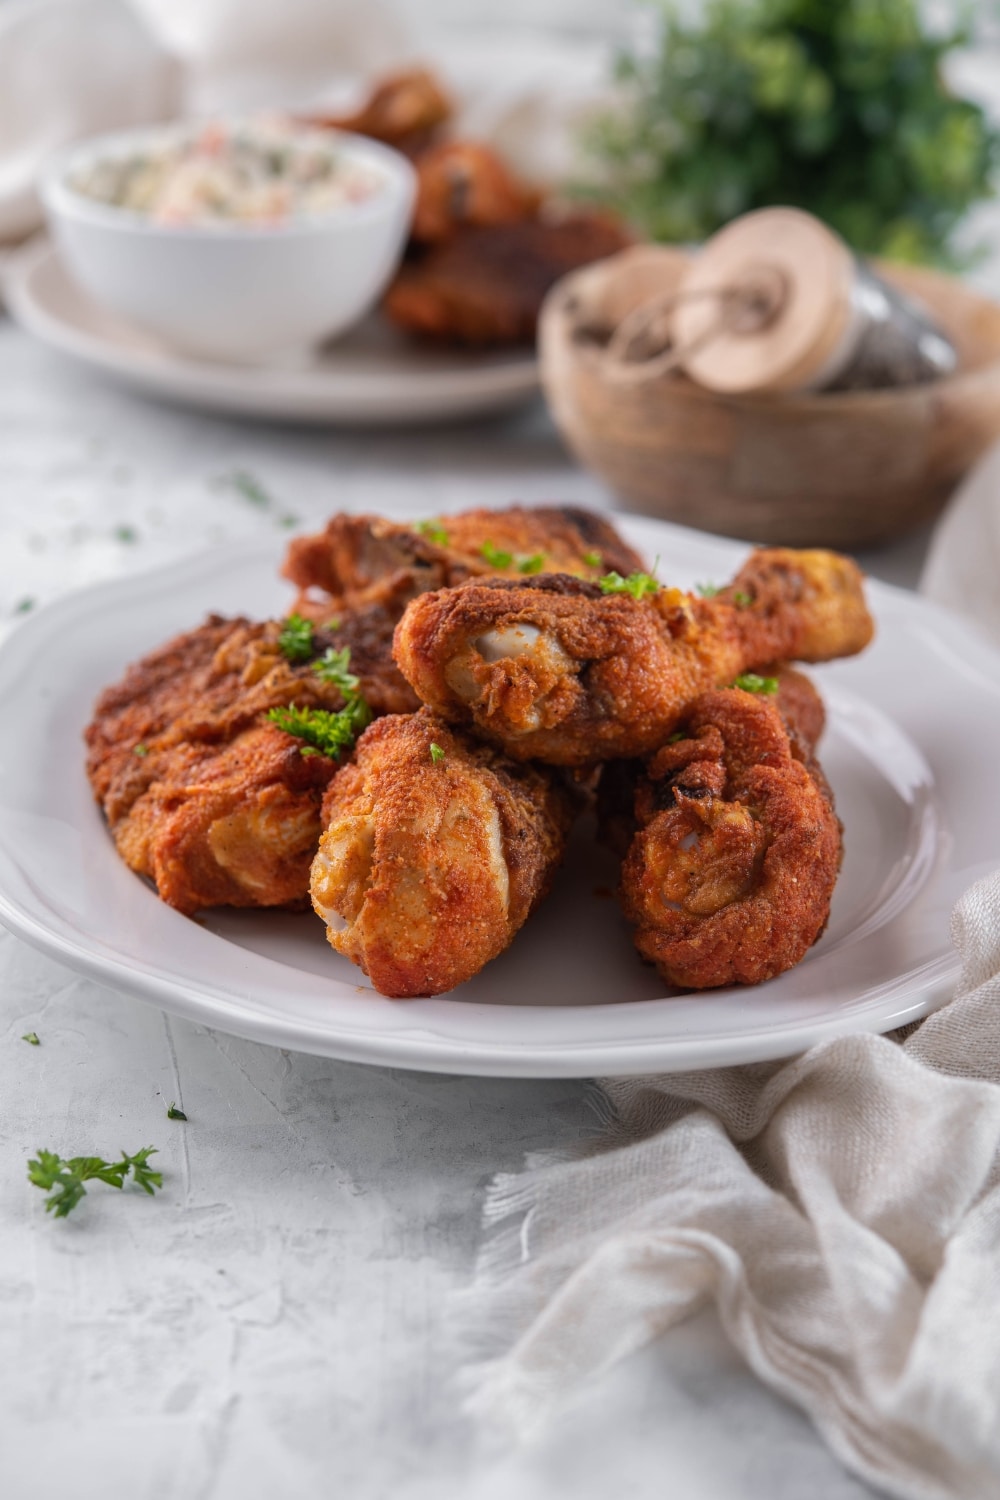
<box><xmin>86</xmin><ymin>612</ymin><xmax>388</xmax><ymax>913</ymax></box>
<box><xmin>392</xmin><ymin>550</ymin><xmax>873</xmax><ymax>765</ymax></box>
<box><xmin>310</xmin><ymin>708</ymin><xmax>577</xmax><ymax>997</ymax></box>
<box><xmin>410</xmin><ymin>141</ymin><xmax>539</xmax><ymax>244</ymax></box>
<box><xmin>617</xmin><ymin>685</ymin><xmax>841</xmax><ymax>989</ymax></box>
<box><xmin>282</xmin><ymin>505</ymin><xmax>645</xmax><ymax>621</ymax></box>
<box><xmin>306</xmin><ymin>67</ymin><xmax>453</xmax><ymax>154</ymax></box>
<box><xmin>382</xmin><ymin>213</ymin><xmax>631</xmax><ymax>346</ymax></box>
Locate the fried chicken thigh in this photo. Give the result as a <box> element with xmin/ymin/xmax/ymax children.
<box><xmin>282</xmin><ymin>505</ymin><xmax>645</xmax><ymax>620</ymax></box>
<box><xmin>617</xmin><ymin>685</ymin><xmax>841</xmax><ymax>989</ymax></box>
<box><xmin>393</xmin><ymin>550</ymin><xmax>873</xmax><ymax>765</ymax></box>
<box><xmin>310</xmin><ymin>708</ymin><xmax>577</xmax><ymax>997</ymax></box>
<box><xmin>382</xmin><ymin>213</ymin><xmax>631</xmax><ymax>346</ymax></box>
<box><xmin>86</xmin><ymin>613</ymin><xmax>392</xmax><ymax>914</ymax></box>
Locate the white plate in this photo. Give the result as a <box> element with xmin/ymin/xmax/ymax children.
<box><xmin>0</xmin><ymin>513</ymin><xmax>997</xmax><ymax>1077</ymax></box>
<box><xmin>3</xmin><ymin>241</ymin><xmax>539</xmax><ymax>426</ymax></box>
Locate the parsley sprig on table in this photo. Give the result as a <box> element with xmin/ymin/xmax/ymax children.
<box><xmin>731</xmin><ymin>672</ymin><xmax>779</xmax><ymax>695</ymax></box>
<box><xmin>28</xmin><ymin>1147</ymin><xmax>162</xmax><ymax>1218</ymax></box>
<box><xmin>598</xmin><ymin>569</ymin><xmax>661</xmax><ymax>600</ymax></box>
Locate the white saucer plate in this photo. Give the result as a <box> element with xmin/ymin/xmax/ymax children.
<box><xmin>4</xmin><ymin>241</ymin><xmax>539</xmax><ymax>426</ymax></box>
<box><xmin>0</xmin><ymin>512</ymin><xmax>997</xmax><ymax>1077</ymax></box>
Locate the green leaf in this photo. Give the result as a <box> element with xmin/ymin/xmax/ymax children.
<box><xmin>27</xmin><ymin>1146</ymin><xmax>163</xmax><ymax>1218</ymax></box>
<box><xmin>480</xmin><ymin>540</ymin><xmax>514</xmax><ymax>570</ymax></box>
<box><xmin>415</xmin><ymin>519</ymin><xmax>450</xmax><ymax>547</ymax></box>
<box><xmin>277</xmin><ymin>613</ymin><xmax>315</xmax><ymax>664</ymax></box>
<box><xmin>313</xmin><ymin>646</ymin><xmax>359</xmax><ymax>695</ymax></box>
<box><xmin>731</xmin><ymin>672</ymin><xmax>779</xmax><ymax>694</ymax></box>
<box><xmin>517</xmin><ymin>553</ymin><xmax>546</xmax><ymax>575</ymax></box>
<box><xmin>21</xmin><ymin>1032</ymin><xmax>40</xmax><ymax>1045</ymax></box>
<box><xmin>598</xmin><ymin>570</ymin><xmax>661</xmax><ymax>600</ymax></box>
<box><xmin>429</xmin><ymin>742</ymin><xmax>446</xmax><ymax>764</ymax></box>
<box><xmin>167</xmin><ymin>1103</ymin><xmax>188</xmax><ymax>1121</ymax></box>
<box><xmin>267</xmin><ymin>698</ymin><xmax>371</xmax><ymax>761</ymax></box>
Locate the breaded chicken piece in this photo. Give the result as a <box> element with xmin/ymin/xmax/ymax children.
<box><xmin>86</xmin><ymin>611</ymin><xmax>393</xmax><ymax>913</ymax></box>
<box><xmin>306</xmin><ymin>67</ymin><xmax>453</xmax><ymax>153</ymax></box>
<box><xmin>310</xmin><ymin>708</ymin><xmax>577</xmax><ymax>997</ymax></box>
<box><xmin>598</xmin><ymin>666</ymin><xmax>826</xmax><ymax>859</ymax></box>
<box><xmin>393</xmin><ymin>550</ymin><xmax>873</xmax><ymax>765</ymax></box>
<box><xmin>618</xmin><ymin>687</ymin><xmax>841</xmax><ymax>989</ymax></box>
<box><xmin>282</xmin><ymin>505</ymin><xmax>645</xmax><ymax>620</ymax></box>
<box><xmin>410</xmin><ymin>141</ymin><xmax>539</xmax><ymax>244</ymax></box>
<box><xmin>113</xmin><ymin>723</ymin><xmax>338</xmax><ymax>914</ymax></box>
<box><xmin>382</xmin><ymin>213</ymin><xmax>631</xmax><ymax>346</ymax></box>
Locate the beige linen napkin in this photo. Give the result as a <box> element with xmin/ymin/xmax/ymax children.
<box><xmin>464</xmin><ymin>452</ymin><xmax>1000</xmax><ymax>1499</ymax></box>
<box><xmin>465</xmin><ymin>869</ymin><xmax>1000</xmax><ymax>1499</ymax></box>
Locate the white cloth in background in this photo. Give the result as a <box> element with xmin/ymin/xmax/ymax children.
<box><xmin>465</xmin><ymin>869</ymin><xmax>1000</xmax><ymax>1500</ymax></box>
<box><xmin>0</xmin><ymin>0</ymin><xmax>180</xmax><ymax>241</ymax></box>
<box><xmin>921</xmin><ymin>439</ymin><xmax>1000</xmax><ymax>648</ymax></box>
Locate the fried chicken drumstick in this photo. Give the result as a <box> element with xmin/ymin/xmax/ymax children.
<box><xmin>614</xmin><ymin>679</ymin><xmax>841</xmax><ymax>989</ymax></box>
<box><xmin>86</xmin><ymin>612</ymin><xmax>394</xmax><ymax>914</ymax></box>
<box><xmin>393</xmin><ymin>549</ymin><xmax>873</xmax><ymax>765</ymax></box>
<box><xmin>310</xmin><ymin>708</ymin><xmax>577</xmax><ymax>997</ymax></box>
<box><xmin>282</xmin><ymin>505</ymin><xmax>645</xmax><ymax>621</ymax></box>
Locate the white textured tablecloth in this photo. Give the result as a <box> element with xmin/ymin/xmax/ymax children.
<box><xmin>0</xmin><ymin>319</ymin><xmax>925</xmax><ymax>1500</ymax></box>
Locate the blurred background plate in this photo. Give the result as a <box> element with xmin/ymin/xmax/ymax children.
<box><xmin>3</xmin><ymin>239</ymin><xmax>539</xmax><ymax>426</ymax></box>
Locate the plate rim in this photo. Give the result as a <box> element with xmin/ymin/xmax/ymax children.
<box><xmin>3</xmin><ymin>240</ymin><xmax>540</xmax><ymax>425</ymax></box>
<box><xmin>0</xmin><ymin>521</ymin><xmax>993</xmax><ymax>1077</ymax></box>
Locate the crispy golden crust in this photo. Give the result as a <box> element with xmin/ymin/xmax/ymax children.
<box><xmin>282</xmin><ymin>506</ymin><xmax>646</xmax><ymax>618</ymax></box>
<box><xmin>113</xmin><ymin>724</ymin><xmax>336</xmax><ymax>914</ymax></box>
<box><xmin>310</xmin><ymin>708</ymin><xmax>577</xmax><ymax>997</ymax></box>
<box><xmin>619</xmin><ymin>688</ymin><xmax>841</xmax><ymax>989</ymax></box>
<box><xmin>84</xmin><ymin>612</ymin><xmax>405</xmax><ymax>913</ymax></box>
<box><xmin>392</xmin><ymin>551</ymin><xmax>872</xmax><ymax>765</ymax></box>
<box><xmin>598</xmin><ymin>665</ymin><xmax>826</xmax><ymax>858</ymax></box>
<box><xmin>383</xmin><ymin>214</ymin><xmax>631</xmax><ymax>346</ymax></box>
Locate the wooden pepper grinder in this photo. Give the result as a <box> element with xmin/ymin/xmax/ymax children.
<box><xmin>669</xmin><ymin>206</ymin><xmax>957</xmax><ymax>394</ymax></box>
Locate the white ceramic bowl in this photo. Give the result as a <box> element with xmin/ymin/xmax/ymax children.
<box><xmin>41</xmin><ymin>123</ymin><xmax>416</xmax><ymax>363</ymax></box>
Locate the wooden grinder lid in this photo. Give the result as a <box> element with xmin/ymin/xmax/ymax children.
<box><xmin>673</xmin><ymin>207</ymin><xmax>858</xmax><ymax>395</ymax></box>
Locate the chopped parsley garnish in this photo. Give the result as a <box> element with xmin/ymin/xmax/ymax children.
<box><xmin>480</xmin><ymin>540</ymin><xmax>514</xmax><ymax>570</ymax></box>
<box><xmin>732</xmin><ymin>590</ymin><xmax>753</xmax><ymax>608</ymax></box>
<box><xmin>133</xmin><ymin>743</ymin><xmax>149</xmax><ymax>757</ymax></box>
<box><xmin>28</xmin><ymin>1146</ymin><xmax>162</xmax><ymax>1219</ymax></box>
<box><xmin>582</xmin><ymin>550</ymin><xmax>602</xmax><ymax>567</ymax></box>
<box><xmin>731</xmin><ymin>672</ymin><xmax>779</xmax><ymax>695</ymax></box>
<box><xmin>217</xmin><ymin>469</ymin><xmax>274</xmax><ymax>508</ymax></box>
<box><xmin>429</xmin><ymin>742</ymin><xmax>446</xmax><ymax>764</ymax></box>
<box><xmin>14</xmin><ymin>597</ymin><xmax>35</xmax><ymax>614</ymax></box>
<box><xmin>268</xmin><ymin>698</ymin><xmax>371</xmax><ymax>761</ymax></box>
<box><xmin>598</xmin><ymin>570</ymin><xmax>661</xmax><ymax>600</ymax></box>
<box><xmin>695</xmin><ymin>582</ymin><xmax>719</xmax><ymax>598</ymax></box>
<box><xmin>21</xmin><ymin>1032</ymin><xmax>40</xmax><ymax>1046</ymax></box>
<box><xmin>278</xmin><ymin>513</ymin><xmax>300</xmax><ymax>530</ymax></box>
<box><xmin>313</xmin><ymin>646</ymin><xmax>359</xmax><ymax>695</ymax></box>
<box><xmin>166</xmin><ymin>1103</ymin><xmax>187</xmax><ymax>1121</ymax></box>
<box><xmin>666</xmin><ymin>730</ymin><xmax>686</xmax><ymax>744</ymax></box>
<box><xmin>517</xmin><ymin>553</ymin><xmax>546</xmax><ymax>575</ymax></box>
<box><xmin>277</xmin><ymin>612</ymin><xmax>315</xmax><ymax>663</ymax></box>
<box><xmin>114</xmin><ymin>524</ymin><xmax>138</xmax><ymax>544</ymax></box>
<box><xmin>324</xmin><ymin>617</ymin><xmax>341</xmax><ymax>632</ymax></box>
<box><xmin>416</xmin><ymin>519</ymin><xmax>450</xmax><ymax>547</ymax></box>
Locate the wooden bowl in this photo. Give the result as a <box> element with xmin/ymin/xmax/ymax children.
<box><xmin>539</xmin><ymin>244</ymin><xmax>1000</xmax><ymax>549</ymax></box>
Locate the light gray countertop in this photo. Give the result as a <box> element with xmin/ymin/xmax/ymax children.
<box><xmin>0</xmin><ymin>320</ymin><xmax>917</xmax><ymax>1500</ymax></box>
